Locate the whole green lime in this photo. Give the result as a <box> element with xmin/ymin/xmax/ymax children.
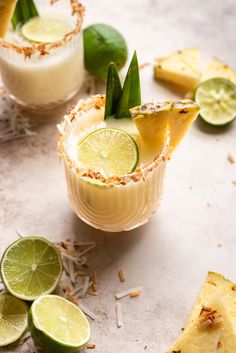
<box><xmin>83</xmin><ymin>23</ymin><xmax>128</xmax><ymax>78</ymax></box>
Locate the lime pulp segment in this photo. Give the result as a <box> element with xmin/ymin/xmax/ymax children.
<box><xmin>1</xmin><ymin>237</ymin><xmax>62</xmax><ymax>301</ymax></box>
<box><xmin>21</xmin><ymin>17</ymin><xmax>73</xmax><ymax>43</ymax></box>
<box><xmin>29</xmin><ymin>295</ymin><xmax>90</xmax><ymax>352</ymax></box>
<box><xmin>194</xmin><ymin>78</ymin><xmax>236</xmax><ymax>125</ymax></box>
<box><xmin>0</xmin><ymin>293</ymin><xmax>28</xmax><ymax>347</ymax></box>
<box><xmin>77</xmin><ymin>128</ymin><xmax>139</xmax><ymax>177</ymax></box>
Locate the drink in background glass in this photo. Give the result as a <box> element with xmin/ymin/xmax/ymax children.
<box><xmin>0</xmin><ymin>0</ymin><xmax>84</xmax><ymax>110</ymax></box>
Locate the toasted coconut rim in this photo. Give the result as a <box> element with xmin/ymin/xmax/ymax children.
<box><xmin>57</xmin><ymin>95</ymin><xmax>170</xmax><ymax>187</ymax></box>
<box><xmin>0</xmin><ymin>0</ymin><xmax>84</xmax><ymax>58</ymax></box>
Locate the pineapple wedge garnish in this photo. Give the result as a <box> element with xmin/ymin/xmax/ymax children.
<box><xmin>201</xmin><ymin>58</ymin><xmax>236</xmax><ymax>85</ymax></box>
<box><xmin>131</xmin><ymin>99</ymin><xmax>199</xmax><ymax>156</ymax></box>
<box><xmin>154</xmin><ymin>48</ymin><xmax>201</xmax><ymax>90</ymax></box>
<box><xmin>167</xmin><ymin>272</ymin><xmax>236</xmax><ymax>353</ymax></box>
<box><xmin>0</xmin><ymin>0</ymin><xmax>17</xmax><ymax>38</ymax></box>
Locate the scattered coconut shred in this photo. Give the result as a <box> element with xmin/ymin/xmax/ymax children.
<box><xmin>0</xmin><ymin>87</ymin><xmax>35</xmax><ymax>143</ymax></box>
<box><xmin>55</xmin><ymin>238</ymin><xmax>98</xmax><ymax>318</ymax></box>
<box><xmin>116</xmin><ymin>302</ymin><xmax>123</xmax><ymax>328</ymax></box>
<box><xmin>14</xmin><ymin>232</ymin><xmax>143</xmax><ymax>351</ymax></box>
<box><xmin>115</xmin><ymin>287</ymin><xmax>143</xmax><ymax>300</ymax></box>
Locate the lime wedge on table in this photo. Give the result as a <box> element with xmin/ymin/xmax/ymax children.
<box><xmin>21</xmin><ymin>17</ymin><xmax>72</xmax><ymax>43</ymax></box>
<box><xmin>194</xmin><ymin>78</ymin><xmax>236</xmax><ymax>126</ymax></box>
<box><xmin>0</xmin><ymin>293</ymin><xmax>28</xmax><ymax>347</ymax></box>
<box><xmin>1</xmin><ymin>237</ymin><xmax>62</xmax><ymax>301</ymax></box>
<box><xmin>77</xmin><ymin>128</ymin><xmax>139</xmax><ymax>177</ymax></box>
<box><xmin>29</xmin><ymin>294</ymin><xmax>90</xmax><ymax>353</ymax></box>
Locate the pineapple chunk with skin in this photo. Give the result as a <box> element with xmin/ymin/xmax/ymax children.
<box><xmin>167</xmin><ymin>272</ymin><xmax>236</xmax><ymax>353</ymax></box>
<box><xmin>154</xmin><ymin>48</ymin><xmax>201</xmax><ymax>90</ymax></box>
<box><xmin>166</xmin><ymin>302</ymin><xmax>225</xmax><ymax>353</ymax></box>
<box><xmin>0</xmin><ymin>0</ymin><xmax>17</xmax><ymax>38</ymax></box>
<box><xmin>211</xmin><ymin>296</ymin><xmax>236</xmax><ymax>352</ymax></box>
<box><xmin>131</xmin><ymin>99</ymin><xmax>199</xmax><ymax>157</ymax></box>
<box><xmin>187</xmin><ymin>272</ymin><xmax>236</xmax><ymax>327</ymax></box>
<box><xmin>201</xmin><ymin>58</ymin><xmax>236</xmax><ymax>85</ymax></box>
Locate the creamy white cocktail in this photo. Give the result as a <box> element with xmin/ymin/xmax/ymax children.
<box><xmin>58</xmin><ymin>95</ymin><xmax>169</xmax><ymax>232</ymax></box>
<box><xmin>0</xmin><ymin>0</ymin><xmax>84</xmax><ymax>109</ymax></box>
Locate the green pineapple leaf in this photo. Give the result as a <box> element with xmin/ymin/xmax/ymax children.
<box><xmin>105</xmin><ymin>62</ymin><xmax>122</xmax><ymax>119</ymax></box>
<box><xmin>12</xmin><ymin>0</ymin><xmax>39</xmax><ymax>30</ymax></box>
<box><xmin>115</xmin><ymin>51</ymin><xmax>141</xmax><ymax>118</ymax></box>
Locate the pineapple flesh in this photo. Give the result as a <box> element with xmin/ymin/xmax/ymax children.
<box><xmin>131</xmin><ymin>99</ymin><xmax>199</xmax><ymax>156</ymax></box>
<box><xmin>0</xmin><ymin>0</ymin><xmax>17</xmax><ymax>38</ymax></box>
<box><xmin>201</xmin><ymin>58</ymin><xmax>236</xmax><ymax>85</ymax></box>
<box><xmin>167</xmin><ymin>272</ymin><xmax>236</xmax><ymax>353</ymax></box>
<box><xmin>154</xmin><ymin>48</ymin><xmax>201</xmax><ymax>90</ymax></box>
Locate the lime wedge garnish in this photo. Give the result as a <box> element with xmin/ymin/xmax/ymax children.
<box><xmin>0</xmin><ymin>236</ymin><xmax>62</xmax><ymax>301</ymax></box>
<box><xmin>0</xmin><ymin>293</ymin><xmax>28</xmax><ymax>347</ymax></box>
<box><xmin>77</xmin><ymin>128</ymin><xmax>139</xmax><ymax>177</ymax></box>
<box><xmin>21</xmin><ymin>17</ymin><xmax>72</xmax><ymax>43</ymax></box>
<box><xmin>29</xmin><ymin>295</ymin><xmax>90</xmax><ymax>353</ymax></box>
<box><xmin>194</xmin><ymin>78</ymin><xmax>236</xmax><ymax>126</ymax></box>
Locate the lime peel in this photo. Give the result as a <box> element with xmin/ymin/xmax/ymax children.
<box><xmin>29</xmin><ymin>294</ymin><xmax>90</xmax><ymax>353</ymax></box>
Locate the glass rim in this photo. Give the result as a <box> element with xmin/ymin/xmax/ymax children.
<box><xmin>57</xmin><ymin>95</ymin><xmax>170</xmax><ymax>187</ymax></box>
<box><xmin>0</xmin><ymin>0</ymin><xmax>85</xmax><ymax>58</ymax></box>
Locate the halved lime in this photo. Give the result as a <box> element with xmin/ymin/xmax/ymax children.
<box><xmin>1</xmin><ymin>237</ymin><xmax>62</xmax><ymax>301</ymax></box>
<box><xmin>0</xmin><ymin>293</ymin><xmax>28</xmax><ymax>347</ymax></box>
<box><xmin>21</xmin><ymin>17</ymin><xmax>73</xmax><ymax>43</ymax></box>
<box><xmin>194</xmin><ymin>78</ymin><xmax>236</xmax><ymax>126</ymax></box>
<box><xmin>77</xmin><ymin>128</ymin><xmax>139</xmax><ymax>177</ymax></box>
<box><xmin>29</xmin><ymin>294</ymin><xmax>90</xmax><ymax>353</ymax></box>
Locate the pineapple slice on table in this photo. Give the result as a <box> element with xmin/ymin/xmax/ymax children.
<box><xmin>167</xmin><ymin>272</ymin><xmax>236</xmax><ymax>353</ymax></box>
<box><xmin>154</xmin><ymin>48</ymin><xmax>201</xmax><ymax>90</ymax></box>
<box><xmin>131</xmin><ymin>99</ymin><xmax>199</xmax><ymax>157</ymax></box>
<box><xmin>201</xmin><ymin>58</ymin><xmax>236</xmax><ymax>85</ymax></box>
<box><xmin>166</xmin><ymin>303</ymin><xmax>225</xmax><ymax>353</ymax></box>
<box><xmin>187</xmin><ymin>272</ymin><xmax>236</xmax><ymax>326</ymax></box>
<box><xmin>0</xmin><ymin>0</ymin><xmax>17</xmax><ymax>37</ymax></box>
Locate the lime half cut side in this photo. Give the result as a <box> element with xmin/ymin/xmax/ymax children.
<box><xmin>194</xmin><ymin>78</ymin><xmax>236</xmax><ymax>126</ymax></box>
<box><xmin>77</xmin><ymin>128</ymin><xmax>139</xmax><ymax>177</ymax></box>
<box><xmin>21</xmin><ymin>17</ymin><xmax>73</xmax><ymax>43</ymax></box>
<box><xmin>1</xmin><ymin>237</ymin><xmax>62</xmax><ymax>301</ymax></box>
<box><xmin>29</xmin><ymin>295</ymin><xmax>90</xmax><ymax>353</ymax></box>
<box><xmin>0</xmin><ymin>293</ymin><xmax>28</xmax><ymax>347</ymax></box>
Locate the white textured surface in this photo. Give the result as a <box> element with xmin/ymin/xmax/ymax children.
<box><xmin>0</xmin><ymin>0</ymin><xmax>236</xmax><ymax>352</ymax></box>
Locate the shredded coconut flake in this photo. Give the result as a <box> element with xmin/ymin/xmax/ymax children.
<box><xmin>78</xmin><ymin>302</ymin><xmax>97</xmax><ymax>321</ymax></box>
<box><xmin>116</xmin><ymin>302</ymin><xmax>123</xmax><ymax>328</ymax></box>
<box><xmin>0</xmin><ymin>88</ymin><xmax>35</xmax><ymax>144</ymax></box>
<box><xmin>77</xmin><ymin>244</ymin><xmax>96</xmax><ymax>257</ymax></box>
<box><xmin>71</xmin><ymin>283</ymin><xmax>84</xmax><ymax>297</ymax></box>
<box><xmin>79</xmin><ymin>276</ymin><xmax>91</xmax><ymax>298</ymax></box>
<box><xmin>87</xmin><ymin>343</ymin><xmax>96</xmax><ymax>349</ymax></box>
<box><xmin>227</xmin><ymin>153</ymin><xmax>235</xmax><ymax>164</ymax></box>
<box><xmin>68</xmin><ymin>260</ymin><xmax>75</xmax><ymax>284</ymax></box>
<box><xmin>130</xmin><ymin>290</ymin><xmax>141</xmax><ymax>298</ymax></box>
<box><xmin>16</xmin><ymin>229</ymin><xmax>25</xmax><ymax>238</ymax></box>
<box><xmin>118</xmin><ymin>269</ymin><xmax>126</xmax><ymax>282</ymax></box>
<box><xmin>115</xmin><ymin>287</ymin><xmax>143</xmax><ymax>300</ymax></box>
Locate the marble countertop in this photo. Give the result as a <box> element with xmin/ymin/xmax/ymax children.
<box><xmin>0</xmin><ymin>0</ymin><xmax>236</xmax><ymax>352</ymax></box>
